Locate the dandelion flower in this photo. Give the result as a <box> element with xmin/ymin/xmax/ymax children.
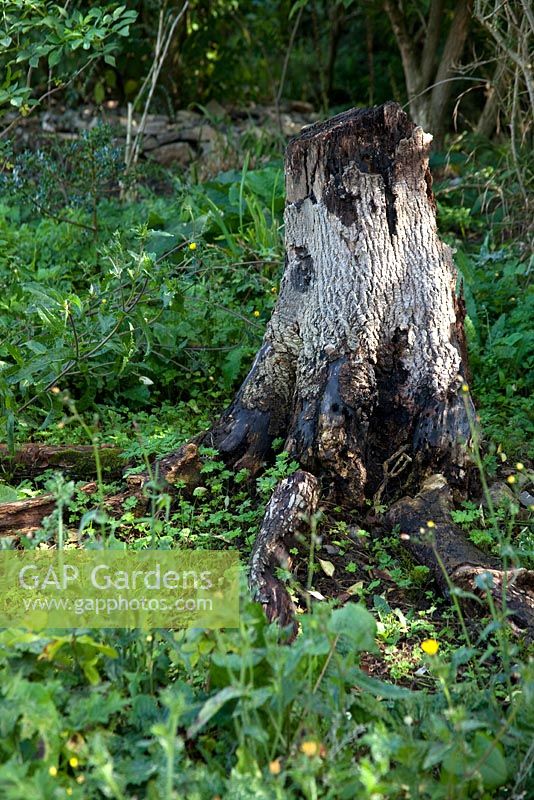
<box><xmin>426</xmin><ymin>520</ymin><xmax>435</xmax><ymax>528</ymax></box>
<box><xmin>421</xmin><ymin>638</ymin><xmax>439</xmax><ymax>655</ymax></box>
<box><xmin>69</xmin><ymin>757</ymin><xmax>79</xmax><ymax>768</ymax></box>
<box><xmin>253</xmin><ymin>310</ymin><xmax>260</xmax><ymax>317</ymax></box>
<box><xmin>300</xmin><ymin>740</ymin><xmax>320</xmax><ymax>757</ymax></box>
<box><xmin>49</xmin><ymin>766</ymin><xmax>58</xmax><ymax>777</ymax></box>
<box><xmin>189</xmin><ymin>242</ymin><xmax>197</xmax><ymax>251</ymax></box>
<box><xmin>269</xmin><ymin>759</ymin><xmax>282</xmax><ymax>775</ymax></box>
<box><xmin>516</xmin><ymin>462</ymin><xmax>524</xmax><ymax>471</ymax></box>
<box><xmin>506</xmin><ymin>475</ymin><xmax>516</xmax><ymax>484</ymax></box>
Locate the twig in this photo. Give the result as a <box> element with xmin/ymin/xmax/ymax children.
<box><xmin>275</xmin><ymin>3</ymin><xmax>304</xmax><ymax>133</ymax></box>
<box><xmin>0</xmin><ymin>59</ymin><xmax>97</xmax><ymax>140</ymax></box>
<box><xmin>125</xmin><ymin>1</ymin><xmax>189</xmax><ymax>171</ymax></box>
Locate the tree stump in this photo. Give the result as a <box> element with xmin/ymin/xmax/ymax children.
<box><xmin>200</xmin><ymin>101</ymin><xmax>531</xmax><ymax>632</ymax></box>
<box><xmin>204</xmin><ymin>103</ymin><xmax>471</xmax><ymax>492</ymax></box>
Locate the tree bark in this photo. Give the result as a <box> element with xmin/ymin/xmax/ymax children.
<box><xmin>429</xmin><ymin>0</ymin><xmax>473</xmax><ymax>149</ymax></box>
<box><xmin>475</xmin><ymin>61</ymin><xmax>509</xmax><ymax>139</ymax></box>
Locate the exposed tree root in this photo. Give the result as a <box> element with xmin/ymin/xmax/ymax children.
<box><xmin>249</xmin><ymin>470</ymin><xmax>319</xmax><ymax>638</ymax></box>
<box><xmin>387</xmin><ymin>474</ymin><xmax>534</xmax><ymax>632</ymax></box>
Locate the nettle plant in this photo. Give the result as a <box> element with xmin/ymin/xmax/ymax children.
<box><xmin>0</xmin><ymin>2</ymin><xmax>137</xmax><ymax>123</ymax></box>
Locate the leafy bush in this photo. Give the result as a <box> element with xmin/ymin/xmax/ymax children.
<box><xmin>0</xmin><ymin>2</ymin><xmax>137</xmax><ymax>120</ymax></box>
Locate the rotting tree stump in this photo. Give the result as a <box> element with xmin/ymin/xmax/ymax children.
<box><xmin>203</xmin><ymin>102</ymin><xmax>533</xmax><ymax>633</ymax></box>
<box><xmin>2</xmin><ymin>103</ymin><xmax>532</xmax><ymax>632</ymax></box>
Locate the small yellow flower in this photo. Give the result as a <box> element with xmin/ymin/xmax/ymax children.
<box><xmin>516</xmin><ymin>462</ymin><xmax>525</xmax><ymax>471</ymax></box>
<box><xmin>145</xmin><ymin>635</ymin><xmax>153</xmax><ymax>643</ymax></box>
<box><xmin>421</xmin><ymin>638</ymin><xmax>439</xmax><ymax>655</ymax></box>
<box><xmin>76</xmin><ymin>775</ymin><xmax>85</xmax><ymax>785</ymax></box>
<box><xmin>69</xmin><ymin>757</ymin><xmax>79</xmax><ymax>768</ymax></box>
<box><xmin>101</xmin><ymin>298</ymin><xmax>107</xmax><ymax>304</ymax></box>
<box><xmin>461</xmin><ymin>383</ymin><xmax>469</xmax><ymax>393</ymax></box>
<box><xmin>189</xmin><ymin>242</ymin><xmax>197</xmax><ymax>251</ymax></box>
<box><xmin>51</xmin><ymin>386</ymin><xmax>61</xmax><ymax>395</ymax></box>
<box><xmin>49</xmin><ymin>766</ymin><xmax>58</xmax><ymax>777</ymax></box>
<box><xmin>269</xmin><ymin>758</ymin><xmax>282</xmax><ymax>775</ymax></box>
<box><xmin>253</xmin><ymin>310</ymin><xmax>260</xmax><ymax>318</ymax></box>
<box><xmin>300</xmin><ymin>740</ymin><xmax>320</xmax><ymax>757</ymax></box>
<box><xmin>271</xmin><ymin>286</ymin><xmax>277</xmax><ymax>293</ymax></box>
<box><xmin>506</xmin><ymin>475</ymin><xmax>516</xmax><ymax>484</ymax></box>
<box><xmin>426</xmin><ymin>520</ymin><xmax>435</xmax><ymax>528</ymax></box>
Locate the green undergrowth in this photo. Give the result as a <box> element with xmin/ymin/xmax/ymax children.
<box><xmin>0</xmin><ymin>133</ymin><xmax>533</xmax><ymax>798</ymax></box>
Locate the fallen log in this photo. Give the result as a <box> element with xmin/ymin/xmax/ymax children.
<box><xmin>0</xmin><ymin>443</ymin><xmax>125</xmax><ymax>479</ymax></box>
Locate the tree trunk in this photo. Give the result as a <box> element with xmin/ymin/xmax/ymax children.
<box><xmin>475</xmin><ymin>61</ymin><xmax>509</xmax><ymax>139</ymax></box>
<box><xmin>384</xmin><ymin>0</ymin><xmax>473</xmax><ymax>150</ymax></box>
<box><xmin>205</xmin><ymin>103</ymin><xmax>471</xmax><ymax>496</ymax></box>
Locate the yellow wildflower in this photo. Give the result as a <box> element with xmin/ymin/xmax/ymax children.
<box><xmin>461</xmin><ymin>383</ymin><xmax>469</xmax><ymax>393</ymax></box>
<box><xmin>189</xmin><ymin>242</ymin><xmax>197</xmax><ymax>251</ymax></box>
<box><xmin>76</xmin><ymin>775</ymin><xmax>85</xmax><ymax>785</ymax></box>
<box><xmin>253</xmin><ymin>310</ymin><xmax>260</xmax><ymax>317</ymax></box>
<box><xmin>426</xmin><ymin>520</ymin><xmax>435</xmax><ymax>528</ymax></box>
<box><xmin>515</xmin><ymin>462</ymin><xmax>524</xmax><ymax>471</ymax></box>
<box><xmin>269</xmin><ymin>759</ymin><xmax>282</xmax><ymax>775</ymax></box>
<box><xmin>506</xmin><ymin>475</ymin><xmax>516</xmax><ymax>484</ymax></box>
<box><xmin>300</xmin><ymin>740</ymin><xmax>320</xmax><ymax>757</ymax></box>
<box><xmin>49</xmin><ymin>766</ymin><xmax>58</xmax><ymax>777</ymax></box>
<box><xmin>69</xmin><ymin>757</ymin><xmax>79</xmax><ymax>768</ymax></box>
<box><xmin>421</xmin><ymin>638</ymin><xmax>439</xmax><ymax>655</ymax></box>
